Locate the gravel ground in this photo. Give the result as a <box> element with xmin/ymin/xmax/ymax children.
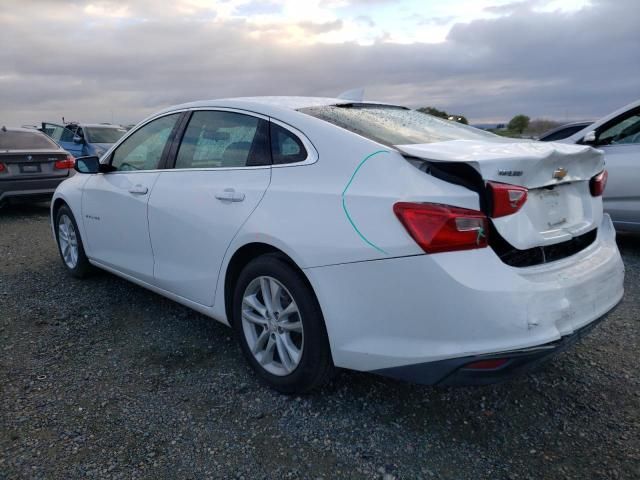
<box><xmin>1</xmin><ymin>202</ymin><xmax>639</xmax><ymax>480</ymax></box>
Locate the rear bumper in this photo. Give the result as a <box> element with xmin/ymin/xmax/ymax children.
<box><xmin>304</xmin><ymin>214</ymin><xmax>624</xmax><ymax>377</ymax></box>
<box><xmin>0</xmin><ymin>177</ymin><xmax>67</xmax><ymax>203</ymax></box>
<box><xmin>373</xmin><ymin>309</ymin><xmax>613</xmax><ymax>385</ymax></box>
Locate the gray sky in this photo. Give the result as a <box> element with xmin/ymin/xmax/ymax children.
<box><xmin>1</xmin><ymin>0</ymin><xmax>638</xmax><ymax>126</ymax></box>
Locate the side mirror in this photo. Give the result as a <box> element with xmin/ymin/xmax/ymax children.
<box><xmin>73</xmin><ymin>135</ymin><xmax>84</xmax><ymax>144</ymax></box>
<box><xmin>74</xmin><ymin>156</ymin><xmax>101</xmax><ymax>174</ymax></box>
<box><xmin>582</xmin><ymin>130</ymin><xmax>597</xmax><ymax>145</ymax></box>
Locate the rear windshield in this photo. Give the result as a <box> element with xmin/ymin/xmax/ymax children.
<box><xmin>299</xmin><ymin>104</ymin><xmax>498</xmax><ymax>146</ymax></box>
<box><xmin>0</xmin><ymin>130</ymin><xmax>59</xmax><ymax>150</ymax></box>
<box><xmin>85</xmin><ymin>127</ymin><xmax>127</xmax><ymax>144</ymax></box>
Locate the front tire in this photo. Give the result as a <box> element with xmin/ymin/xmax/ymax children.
<box><xmin>55</xmin><ymin>205</ymin><xmax>92</xmax><ymax>278</ymax></box>
<box><xmin>232</xmin><ymin>254</ymin><xmax>334</xmax><ymax>393</ymax></box>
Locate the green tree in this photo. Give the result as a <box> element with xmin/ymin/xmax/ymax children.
<box><xmin>507</xmin><ymin>115</ymin><xmax>530</xmax><ymax>134</ymax></box>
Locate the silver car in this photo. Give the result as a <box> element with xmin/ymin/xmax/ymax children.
<box><xmin>559</xmin><ymin>99</ymin><xmax>640</xmax><ymax>232</ymax></box>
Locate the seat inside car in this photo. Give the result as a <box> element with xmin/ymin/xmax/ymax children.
<box><xmin>221</xmin><ymin>141</ymin><xmax>252</xmax><ymax>167</ymax></box>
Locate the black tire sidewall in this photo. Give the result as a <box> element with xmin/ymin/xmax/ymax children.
<box><xmin>55</xmin><ymin>205</ymin><xmax>91</xmax><ymax>278</ymax></box>
<box><xmin>232</xmin><ymin>254</ymin><xmax>332</xmax><ymax>393</ymax></box>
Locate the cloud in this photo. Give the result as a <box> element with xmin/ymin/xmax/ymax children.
<box><xmin>0</xmin><ymin>0</ymin><xmax>637</xmax><ymax>125</ymax></box>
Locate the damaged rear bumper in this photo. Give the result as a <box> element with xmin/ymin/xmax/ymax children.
<box><xmin>373</xmin><ymin>308</ymin><xmax>616</xmax><ymax>386</ymax></box>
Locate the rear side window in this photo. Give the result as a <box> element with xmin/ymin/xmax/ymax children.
<box><xmin>175</xmin><ymin>111</ymin><xmax>270</xmax><ymax>169</ymax></box>
<box><xmin>0</xmin><ymin>131</ymin><xmax>59</xmax><ymax>150</ymax></box>
<box><xmin>300</xmin><ymin>104</ymin><xmax>497</xmax><ymax>146</ymax></box>
<box><xmin>270</xmin><ymin>123</ymin><xmax>307</xmax><ymax>164</ymax></box>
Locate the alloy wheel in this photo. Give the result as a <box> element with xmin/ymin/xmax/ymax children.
<box><xmin>58</xmin><ymin>214</ymin><xmax>79</xmax><ymax>269</ymax></box>
<box><xmin>241</xmin><ymin>276</ymin><xmax>304</xmax><ymax>376</ymax></box>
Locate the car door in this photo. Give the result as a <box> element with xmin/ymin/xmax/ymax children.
<box><xmin>594</xmin><ymin>108</ymin><xmax>640</xmax><ymax>230</ymax></box>
<box><xmin>147</xmin><ymin>109</ymin><xmax>271</xmax><ymax>306</ymax></box>
<box><xmin>81</xmin><ymin>113</ymin><xmax>182</xmax><ymax>283</ymax></box>
<box><xmin>41</xmin><ymin>122</ymin><xmax>83</xmax><ymax>157</ymax></box>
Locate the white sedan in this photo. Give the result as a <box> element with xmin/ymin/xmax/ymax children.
<box><xmin>51</xmin><ymin>97</ymin><xmax>624</xmax><ymax>393</ymax></box>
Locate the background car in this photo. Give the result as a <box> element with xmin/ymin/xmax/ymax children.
<box><xmin>50</xmin><ymin>97</ymin><xmax>623</xmax><ymax>393</ymax></box>
<box><xmin>557</xmin><ymin>99</ymin><xmax>640</xmax><ymax>232</ymax></box>
<box><xmin>538</xmin><ymin>121</ymin><xmax>592</xmax><ymax>142</ymax></box>
<box><xmin>0</xmin><ymin>126</ymin><xmax>75</xmax><ymax>206</ymax></box>
<box><xmin>41</xmin><ymin>122</ymin><xmax>127</xmax><ymax>159</ymax></box>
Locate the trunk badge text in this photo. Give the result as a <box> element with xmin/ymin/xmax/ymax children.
<box><xmin>498</xmin><ymin>170</ymin><xmax>523</xmax><ymax>177</ymax></box>
<box><xmin>553</xmin><ymin>167</ymin><xmax>568</xmax><ymax>180</ymax></box>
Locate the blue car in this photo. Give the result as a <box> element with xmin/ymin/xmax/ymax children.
<box><xmin>41</xmin><ymin>122</ymin><xmax>127</xmax><ymax>159</ymax></box>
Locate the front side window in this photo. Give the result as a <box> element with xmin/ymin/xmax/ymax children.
<box><xmin>300</xmin><ymin>104</ymin><xmax>498</xmax><ymax>146</ymax></box>
<box><xmin>175</xmin><ymin>111</ymin><xmax>269</xmax><ymax>169</ymax></box>
<box><xmin>44</xmin><ymin>124</ymin><xmax>75</xmax><ymax>143</ymax></box>
<box><xmin>598</xmin><ymin>111</ymin><xmax>640</xmax><ymax>145</ymax></box>
<box><xmin>271</xmin><ymin>123</ymin><xmax>307</xmax><ymax>164</ymax></box>
<box><xmin>110</xmin><ymin>114</ymin><xmax>180</xmax><ymax>171</ymax></box>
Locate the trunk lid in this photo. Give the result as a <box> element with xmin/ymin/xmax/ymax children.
<box><xmin>396</xmin><ymin>139</ymin><xmax>605</xmax><ymax>250</ymax></box>
<box><xmin>0</xmin><ymin>149</ymin><xmax>70</xmax><ymax>180</ymax></box>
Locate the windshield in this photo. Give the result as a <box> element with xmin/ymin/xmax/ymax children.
<box><xmin>85</xmin><ymin>127</ymin><xmax>127</xmax><ymax>144</ymax></box>
<box><xmin>299</xmin><ymin>104</ymin><xmax>498</xmax><ymax>146</ymax></box>
<box><xmin>0</xmin><ymin>130</ymin><xmax>59</xmax><ymax>150</ymax></box>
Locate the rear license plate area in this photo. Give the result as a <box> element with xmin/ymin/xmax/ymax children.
<box><xmin>20</xmin><ymin>164</ymin><xmax>42</xmax><ymax>174</ymax></box>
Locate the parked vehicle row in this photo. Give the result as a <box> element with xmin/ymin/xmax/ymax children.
<box><xmin>50</xmin><ymin>97</ymin><xmax>624</xmax><ymax>393</ymax></box>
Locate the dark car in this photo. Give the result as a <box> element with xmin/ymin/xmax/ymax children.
<box><xmin>538</xmin><ymin>121</ymin><xmax>593</xmax><ymax>142</ymax></box>
<box><xmin>0</xmin><ymin>127</ymin><xmax>75</xmax><ymax>206</ymax></box>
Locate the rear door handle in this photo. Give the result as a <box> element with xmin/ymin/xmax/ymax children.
<box><xmin>128</xmin><ymin>184</ymin><xmax>149</xmax><ymax>195</ymax></box>
<box><xmin>215</xmin><ymin>188</ymin><xmax>245</xmax><ymax>202</ymax></box>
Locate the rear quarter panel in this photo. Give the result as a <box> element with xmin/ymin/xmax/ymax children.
<box><xmin>229</xmin><ymin>114</ymin><xmax>481</xmax><ymax>268</ymax></box>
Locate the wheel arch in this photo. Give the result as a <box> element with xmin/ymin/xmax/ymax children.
<box><xmin>223</xmin><ymin>242</ymin><xmax>319</xmax><ymax>327</ymax></box>
<box><xmin>51</xmin><ymin>197</ymin><xmax>68</xmax><ymax>220</ymax></box>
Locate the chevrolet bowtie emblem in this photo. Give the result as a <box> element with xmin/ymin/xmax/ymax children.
<box><xmin>553</xmin><ymin>167</ymin><xmax>568</xmax><ymax>180</ymax></box>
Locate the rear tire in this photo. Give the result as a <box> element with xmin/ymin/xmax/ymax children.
<box><xmin>232</xmin><ymin>254</ymin><xmax>334</xmax><ymax>394</ymax></box>
<box><xmin>55</xmin><ymin>205</ymin><xmax>92</xmax><ymax>278</ymax></box>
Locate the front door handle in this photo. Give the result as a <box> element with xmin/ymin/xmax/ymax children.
<box><xmin>129</xmin><ymin>184</ymin><xmax>149</xmax><ymax>195</ymax></box>
<box><xmin>215</xmin><ymin>188</ymin><xmax>245</xmax><ymax>202</ymax></box>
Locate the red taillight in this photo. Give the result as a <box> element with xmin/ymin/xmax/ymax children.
<box><xmin>487</xmin><ymin>181</ymin><xmax>528</xmax><ymax>218</ymax></box>
<box><xmin>464</xmin><ymin>358</ymin><xmax>509</xmax><ymax>370</ymax></box>
<box><xmin>54</xmin><ymin>155</ymin><xmax>75</xmax><ymax>170</ymax></box>
<box><xmin>393</xmin><ymin>202</ymin><xmax>489</xmax><ymax>254</ymax></box>
<box><xmin>589</xmin><ymin>170</ymin><xmax>607</xmax><ymax>196</ymax></box>
<box><xmin>0</xmin><ymin>162</ymin><xmax>5</xmax><ymax>173</ymax></box>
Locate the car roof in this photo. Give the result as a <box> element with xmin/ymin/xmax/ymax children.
<box><xmin>80</xmin><ymin>123</ymin><xmax>125</xmax><ymax>128</ymax></box>
<box><xmin>150</xmin><ymin>96</ymin><xmax>399</xmax><ymax>120</ymax></box>
<box><xmin>161</xmin><ymin>96</ymin><xmax>351</xmax><ymax>113</ymax></box>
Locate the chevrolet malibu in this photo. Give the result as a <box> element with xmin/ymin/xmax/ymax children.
<box><xmin>50</xmin><ymin>97</ymin><xmax>625</xmax><ymax>393</ymax></box>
